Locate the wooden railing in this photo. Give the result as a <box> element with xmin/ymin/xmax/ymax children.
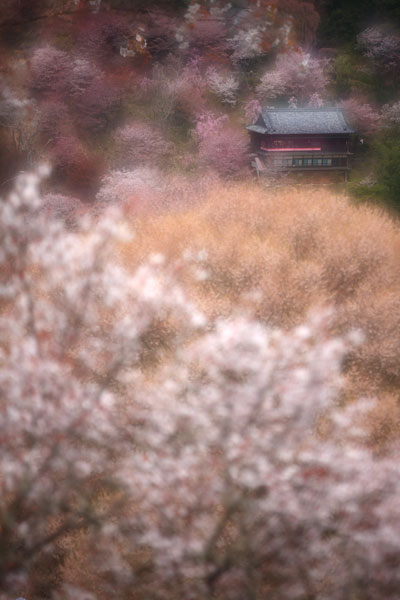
<box><xmin>255</xmin><ymin>151</ymin><xmax>351</xmax><ymax>170</ymax></box>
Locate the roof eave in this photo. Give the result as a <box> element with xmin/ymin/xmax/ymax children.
<box><xmin>246</xmin><ymin>125</ymin><xmax>268</xmax><ymax>134</ymax></box>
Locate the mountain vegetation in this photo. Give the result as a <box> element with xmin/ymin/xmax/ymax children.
<box><xmin>1</xmin><ymin>2</ymin><xmax>400</xmax><ymax>599</ymax></box>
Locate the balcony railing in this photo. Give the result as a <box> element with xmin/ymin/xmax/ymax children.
<box><xmin>256</xmin><ymin>151</ymin><xmax>350</xmax><ymax>170</ymax></box>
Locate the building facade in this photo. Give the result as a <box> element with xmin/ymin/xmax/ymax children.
<box><xmin>247</xmin><ymin>108</ymin><xmax>355</xmax><ymax>182</ymax></box>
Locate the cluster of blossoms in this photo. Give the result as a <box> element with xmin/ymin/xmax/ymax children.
<box><xmin>121</xmin><ymin>314</ymin><xmax>400</xmax><ymax>599</ymax></box>
<box><xmin>339</xmin><ymin>96</ymin><xmax>381</xmax><ymax>135</ymax></box>
<box><xmin>95</xmin><ymin>167</ymin><xmax>163</xmax><ymax>208</ymax></box>
<box><xmin>229</xmin><ymin>23</ymin><xmax>274</xmax><ymax>62</ymax></box>
<box><xmin>170</xmin><ymin>0</ymin><xmax>318</xmax><ymax>62</ymax></box>
<box><xmin>1</xmin><ymin>170</ymin><xmax>400</xmax><ymax>598</ymax></box>
<box><xmin>194</xmin><ymin>112</ymin><xmax>249</xmax><ymax>177</ymax></box>
<box><xmin>242</xmin><ymin>97</ymin><xmax>262</xmax><ymax>122</ymax></box>
<box><xmin>65</xmin><ymin>55</ymin><xmax>126</xmax><ymax>132</ymax></box>
<box><xmin>308</xmin><ymin>91</ymin><xmax>324</xmax><ymax>108</ymax></box>
<box><xmin>136</xmin><ymin>60</ymin><xmax>208</xmax><ymax>122</ymax></box>
<box><xmin>358</xmin><ymin>25</ymin><xmax>400</xmax><ymax>78</ymax></box>
<box><xmin>206</xmin><ymin>66</ymin><xmax>240</xmax><ymax>105</ymax></box>
<box><xmin>30</xmin><ymin>46</ymin><xmax>72</xmax><ymax>94</ymax></box>
<box><xmin>27</xmin><ymin>45</ymin><xmax>124</xmax><ymax>191</ymax></box>
<box><xmin>381</xmin><ymin>100</ymin><xmax>400</xmax><ymax>127</ymax></box>
<box><xmin>113</xmin><ymin>121</ymin><xmax>173</xmax><ymax>167</ymax></box>
<box><xmin>174</xmin><ymin>1</ymin><xmax>229</xmax><ymax>54</ymax></box>
<box><xmin>257</xmin><ymin>49</ymin><xmax>330</xmax><ymax>103</ymax></box>
<box><xmin>0</xmin><ymin>167</ymin><xmax>204</xmax><ymax>596</ymax></box>
<box><xmin>3</xmin><ymin>0</ymin><xmax>328</xmax><ymax>196</ymax></box>
<box><xmin>287</xmin><ymin>92</ymin><xmax>324</xmax><ymax>110</ymax></box>
<box><xmin>228</xmin><ymin>0</ymin><xmax>319</xmax><ymax>61</ymax></box>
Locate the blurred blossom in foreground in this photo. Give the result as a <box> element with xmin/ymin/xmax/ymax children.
<box><xmin>1</xmin><ymin>170</ymin><xmax>400</xmax><ymax>599</ymax></box>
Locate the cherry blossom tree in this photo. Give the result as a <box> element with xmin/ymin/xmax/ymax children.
<box><xmin>175</xmin><ymin>1</ymin><xmax>228</xmax><ymax>58</ymax></box>
<box><xmin>96</xmin><ymin>167</ymin><xmax>163</xmax><ymax>208</ymax></box>
<box><xmin>120</xmin><ymin>316</ymin><xmax>400</xmax><ymax>599</ymax></box>
<box><xmin>42</xmin><ymin>192</ymin><xmax>84</xmax><ymax>227</ymax></box>
<box><xmin>69</xmin><ymin>58</ymin><xmax>102</xmax><ymax>100</ymax></box>
<box><xmin>243</xmin><ymin>98</ymin><xmax>262</xmax><ymax>123</ymax></box>
<box><xmin>175</xmin><ymin>57</ymin><xmax>209</xmax><ymax>117</ymax></box>
<box><xmin>381</xmin><ymin>100</ymin><xmax>400</xmax><ymax>127</ymax></box>
<box><xmin>0</xmin><ymin>167</ymin><xmax>203</xmax><ymax>598</ymax></box>
<box><xmin>30</xmin><ymin>46</ymin><xmax>71</xmax><ymax>94</ymax></box>
<box><xmin>2</xmin><ymin>169</ymin><xmax>400</xmax><ymax>599</ymax></box>
<box><xmin>339</xmin><ymin>97</ymin><xmax>381</xmax><ymax>135</ymax></box>
<box><xmin>71</xmin><ymin>74</ymin><xmax>122</xmax><ymax>132</ymax></box>
<box><xmin>206</xmin><ymin>67</ymin><xmax>240</xmax><ymax>105</ymax></box>
<box><xmin>113</xmin><ymin>121</ymin><xmax>173</xmax><ymax>168</ymax></box>
<box><xmin>172</xmin><ymin>0</ymin><xmax>316</xmax><ymax>64</ymax></box>
<box><xmin>139</xmin><ymin>61</ymin><xmax>183</xmax><ymax>122</ymax></box>
<box><xmin>194</xmin><ymin>112</ymin><xmax>249</xmax><ymax>177</ymax></box>
<box><xmin>137</xmin><ymin>58</ymin><xmax>208</xmax><ymax>122</ymax></box>
<box><xmin>358</xmin><ymin>25</ymin><xmax>400</xmax><ymax>79</ymax></box>
<box><xmin>228</xmin><ymin>0</ymin><xmax>319</xmax><ymax>62</ymax></box>
<box><xmin>308</xmin><ymin>92</ymin><xmax>324</xmax><ymax>107</ymax></box>
<box><xmin>257</xmin><ymin>49</ymin><xmax>330</xmax><ymax>103</ymax></box>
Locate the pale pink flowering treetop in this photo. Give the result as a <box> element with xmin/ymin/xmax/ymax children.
<box><xmin>95</xmin><ymin>167</ymin><xmax>163</xmax><ymax>209</ymax></box>
<box><xmin>381</xmin><ymin>100</ymin><xmax>400</xmax><ymax>126</ymax></box>
<box><xmin>194</xmin><ymin>112</ymin><xmax>249</xmax><ymax>177</ymax></box>
<box><xmin>113</xmin><ymin>120</ymin><xmax>173</xmax><ymax>167</ymax></box>
<box><xmin>339</xmin><ymin>97</ymin><xmax>381</xmax><ymax>135</ymax></box>
<box><xmin>206</xmin><ymin>67</ymin><xmax>240</xmax><ymax>105</ymax></box>
<box><xmin>243</xmin><ymin>98</ymin><xmax>262</xmax><ymax>123</ymax></box>
<box><xmin>30</xmin><ymin>46</ymin><xmax>71</xmax><ymax>94</ymax></box>
<box><xmin>358</xmin><ymin>26</ymin><xmax>400</xmax><ymax>78</ymax></box>
<box><xmin>257</xmin><ymin>49</ymin><xmax>330</xmax><ymax>103</ymax></box>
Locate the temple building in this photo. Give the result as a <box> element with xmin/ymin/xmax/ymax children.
<box><xmin>247</xmin><ymin>108</ymin><xmax>355</xmax><ymax>182</ymax></box>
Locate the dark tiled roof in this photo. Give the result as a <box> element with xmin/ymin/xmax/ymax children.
<box><xmin>247</xmin><ymin>108</ymin><xmax>355</xmax><ymax>135</ymax></box>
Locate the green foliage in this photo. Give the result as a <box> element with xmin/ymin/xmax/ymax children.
<box><xmin>333</xmin><ymin>52</ymin><xmax>376</xmax><ymax>97</ymax></box>
<box><xmin>318</xmin><ymin>0</ymin><xmax>400</xmax><ymax>45</ymax></box>
<box><xmin>350</xmin><ymin>129</ymin><xmax>400</xmax><ymax>213</ymax></box>
<box><xmin>318</xmin><ymin>0</ymin><xmax>375</xmax><ymax>45</ymax></box>
<box><xmin>374</xmin><ymin>130</ymin><xmax>400</xmax><ymax>211</ymax></box>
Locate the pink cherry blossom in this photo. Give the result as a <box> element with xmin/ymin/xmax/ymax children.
<box><xmin>30</xmin><ymin>46</ymin><xmax>71</xmax><ymax>94</ymax></box>
<box><xmin>339</xmin><ymin>96</ymin><xmax>381</xmax><ymax>135</ymax></box>
<box><xmin>194</xmin><ymin>112</ymin><xmax>249</xmax><ymax>177</ymax></box>
<box><xmin>257</xmin><ymin>49</ymin><xmax>330</xmax><ymax>103</ymax></box>
<box><xmin>114</xmin><ymin>121</ymin><xmax>173</xmax><ymax>167</ymax></box>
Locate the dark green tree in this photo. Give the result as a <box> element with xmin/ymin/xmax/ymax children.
<box><xmin>318</xmin><ymin>0</ymin><xmax>400</xmax><ymax>45</ymax></box>
<box><xmin>374</xmin><ymin>130</ymin><xmax>400</xmax><ymax>212</ymax></box>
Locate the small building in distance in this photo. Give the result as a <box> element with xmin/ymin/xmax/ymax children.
<box><xmin>247</xmin><ymin>108</ymin><xmax>355</xmax><ymax>182</ymax></box>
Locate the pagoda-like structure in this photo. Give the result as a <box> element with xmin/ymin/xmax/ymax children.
<box><xmin>247</xmin><ymin>108</ymin><xmax>355</xmax><ymax>181</ymax></box>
